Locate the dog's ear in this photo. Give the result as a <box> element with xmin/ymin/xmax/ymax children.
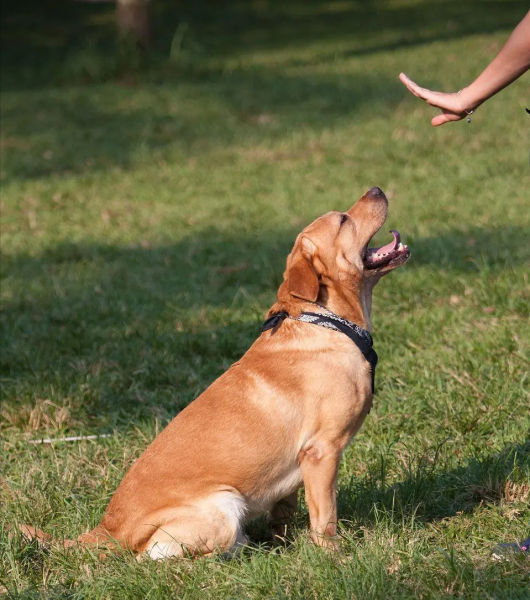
<box><xmin>287</xmin><ymin>237</ymin><xmax>319</xmax><ymax>301</ymax></box>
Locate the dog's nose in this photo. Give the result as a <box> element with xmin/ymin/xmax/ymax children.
<box><xmin>367</xmin><ymin>186</ymin><xmax>385</xmax><ymax>198</ymax></box>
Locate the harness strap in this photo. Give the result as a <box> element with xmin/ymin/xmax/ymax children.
<box><xmin>261</xmin><ymin>309</ymin><xmax>378</xmax><ymax>394</ymax></box>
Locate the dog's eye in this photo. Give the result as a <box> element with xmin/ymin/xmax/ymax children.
<box><xmin>339</xmin><ymin>214</ymin><xmax>348</xmax><ymax>226</ymax></box>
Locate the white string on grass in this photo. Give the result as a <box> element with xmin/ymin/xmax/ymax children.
<box><xmin>28</xmin><ymin>434</ymin><xmax>113</xmax><ymax>444</ymax></box>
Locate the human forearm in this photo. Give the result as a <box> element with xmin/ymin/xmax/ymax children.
<box><xmin>459</xmin><ymin>11</ymin><xmax>530</xmax><ymax>110</ymax></box>
<box><xmin>398</xmin><ymin>11</ymin><xmax>530</xmax><ymax>126</ymax></box>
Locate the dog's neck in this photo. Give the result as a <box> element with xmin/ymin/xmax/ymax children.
<box><xmin>270</xmin><ymin>280</ymin><xmax>375</xmax><ymax>332</ymax></box>
<box><xmin>316</xmin><ymin>281</ymin><xmax>374</xmax><ymax>332</ymax></box>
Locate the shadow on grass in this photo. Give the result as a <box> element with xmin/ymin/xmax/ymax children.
<box><xmin>410</xmin><ymin>224</ymin><xmax>530</xmax><ymax>273</ymax></box>
<box><xmin>241</xmin><ymin>438</ymin><xmax>530</xmax><ymax>555</ymax></box>
<box><xmin>2</xmin><ymin>0</ymin><xmax>525</xmax><ymax>89</ymax></box>
<box><xmin>1</xmin><ymin>0</ymin><xmax>527</xmax><ymax>184</ymax></box>
<box><xmin>0</xmin><ymin>69</ymin><xmax>401</xmax><ymax>183</ymax></box>
<box><xmin>0</xmin><ymin>228</ymin><xmax>293</xmax><ymax>428</ymax></box>
<box><xmin>1</xmin><ymin>223</ymin><xmax>528</xmax><ymax>428</ymax></box>
<box><xmin>337</xmin><ymin>437</ymin><xmax>530</xmax><ymax>528</ymax></box>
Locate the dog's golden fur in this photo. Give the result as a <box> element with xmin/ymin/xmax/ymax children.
<box><xmin>22</xmin><ymin>187</ymin><xmax>409</xmax><ymax>558</ymax></box>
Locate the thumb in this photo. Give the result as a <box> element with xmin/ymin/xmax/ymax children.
<box><xmin>431</xmin><ymin>112</ymin><xmax>462</xmax><ymax>127</ymax></box>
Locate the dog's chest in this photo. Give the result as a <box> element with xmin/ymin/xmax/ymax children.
<box><xmin>245</xmin><ymin>464</ymin><xmax>302</xmax><ymax>517</ymax></box>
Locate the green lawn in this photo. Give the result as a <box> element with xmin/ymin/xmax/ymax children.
<box><xmin>1</xmin><ymin>1</ymin><xmax>529</xmax><ymax>598</ymax></box>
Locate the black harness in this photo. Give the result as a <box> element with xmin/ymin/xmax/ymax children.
<box><xmin>261</xmin><ymin>307</ymin><xmax>378</xmax><ymax>394</ymax></box>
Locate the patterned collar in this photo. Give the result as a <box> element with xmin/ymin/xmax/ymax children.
<box><xmin>261</xmin><ymin>306</ymin><xmax>378</xmax><ymax>394</ymax></box>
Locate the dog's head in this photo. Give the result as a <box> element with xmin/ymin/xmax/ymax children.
<box><xmin>276</xmin><ymin>187</ymin><xmax>410</xmax><ymax>323</ymax></box>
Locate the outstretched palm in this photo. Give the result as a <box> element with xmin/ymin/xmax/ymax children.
<box><xmin>399</xmin><ymin>73</ymin><xmax>470</xmax><ymax>127</ymax></box>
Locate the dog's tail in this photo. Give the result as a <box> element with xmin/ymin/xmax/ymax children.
<box><xmin>17</xmin><ymin>523</ymin><xmax>116</xmax><ymax>554</ymax></box>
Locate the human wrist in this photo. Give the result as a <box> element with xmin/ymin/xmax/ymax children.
<box><xmin>457</xmin><ymin>86</ymin><xmax>483</xmax><ymax>113</ymax></box>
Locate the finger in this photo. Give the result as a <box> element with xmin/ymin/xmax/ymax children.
<box><xmin>399</xmin><ymin>73</ymin><xmax>435</xmax><ymax>102</ymax></box>
<box><xmin>399</xmin><ymin>73</ymin><xmax>427</xmax><ymax>99</ymax></box>
<box><xmin>399</xmin><ymin>73</ymin><xmax>442</xmax><ymax>105</ymax></box>
<box><xmin>431</xmin><ymin>112</ymin><xmax>463</xmax><ymax>127</ymax></box>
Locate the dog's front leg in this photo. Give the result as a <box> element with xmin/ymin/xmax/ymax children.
<box><xmin>269</xmin><ymin>491</ymin><xmax>298</xmax><ymax>545</ymax></box>
<box><xmin>300</xmin><ymin>446</ymin><xmax>341</xmax><ymax>550</ymax></box>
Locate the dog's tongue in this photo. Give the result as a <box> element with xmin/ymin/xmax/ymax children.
<box><xmin>373</xmin><ymin>230</ymin><xmax>400</xmax><ymax>255</ymax></box>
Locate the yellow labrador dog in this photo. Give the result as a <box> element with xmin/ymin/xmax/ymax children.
<box><xmin>22</xmin><ymin>186</ymin><xmax>409</xmax><ymax>558</ymax></box>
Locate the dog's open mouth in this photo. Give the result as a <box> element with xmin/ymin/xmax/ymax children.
<box><xmin>364</xmin><ymin>230</ymin><xmax>410</xmax><ymax>269</ymax></box>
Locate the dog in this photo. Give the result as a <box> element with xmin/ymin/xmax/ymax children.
<box><xmin>21</xmin><ymin>186</ymin><xmax>409</xmax><ymax>559</ymax></box>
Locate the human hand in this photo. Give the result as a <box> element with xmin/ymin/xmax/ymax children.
<box><xmin>399</xmin><ymin>73</ymin><xmax>475</xmax><ymax>127</ymax></box>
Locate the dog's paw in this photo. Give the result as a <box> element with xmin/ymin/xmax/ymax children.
<box><xmin>310</xmin><ymin>532</ymin><xmax>342</xmax><ymax>553</ymax></box>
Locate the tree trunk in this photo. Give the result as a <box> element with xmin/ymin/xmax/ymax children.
<box><xmin>116</xmin><ymin>0</ymin><xmax>151</xmax><ymax>49</ymax></box>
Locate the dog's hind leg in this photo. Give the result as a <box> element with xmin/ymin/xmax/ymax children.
<box><xmin>143</xmin><ymin>491</ymin><xmax>248</xmax><ymax>560</ymax></box>
<box><xmin>269</xmin><ymin>491</ymin><xmax>298</xmax><ymax>545</ymax></box>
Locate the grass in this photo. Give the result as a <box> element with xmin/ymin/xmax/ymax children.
<box><xmin>1</xmin><ymin>0</ymin><xmax>529</xmax><ymax>597</ymax></box>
